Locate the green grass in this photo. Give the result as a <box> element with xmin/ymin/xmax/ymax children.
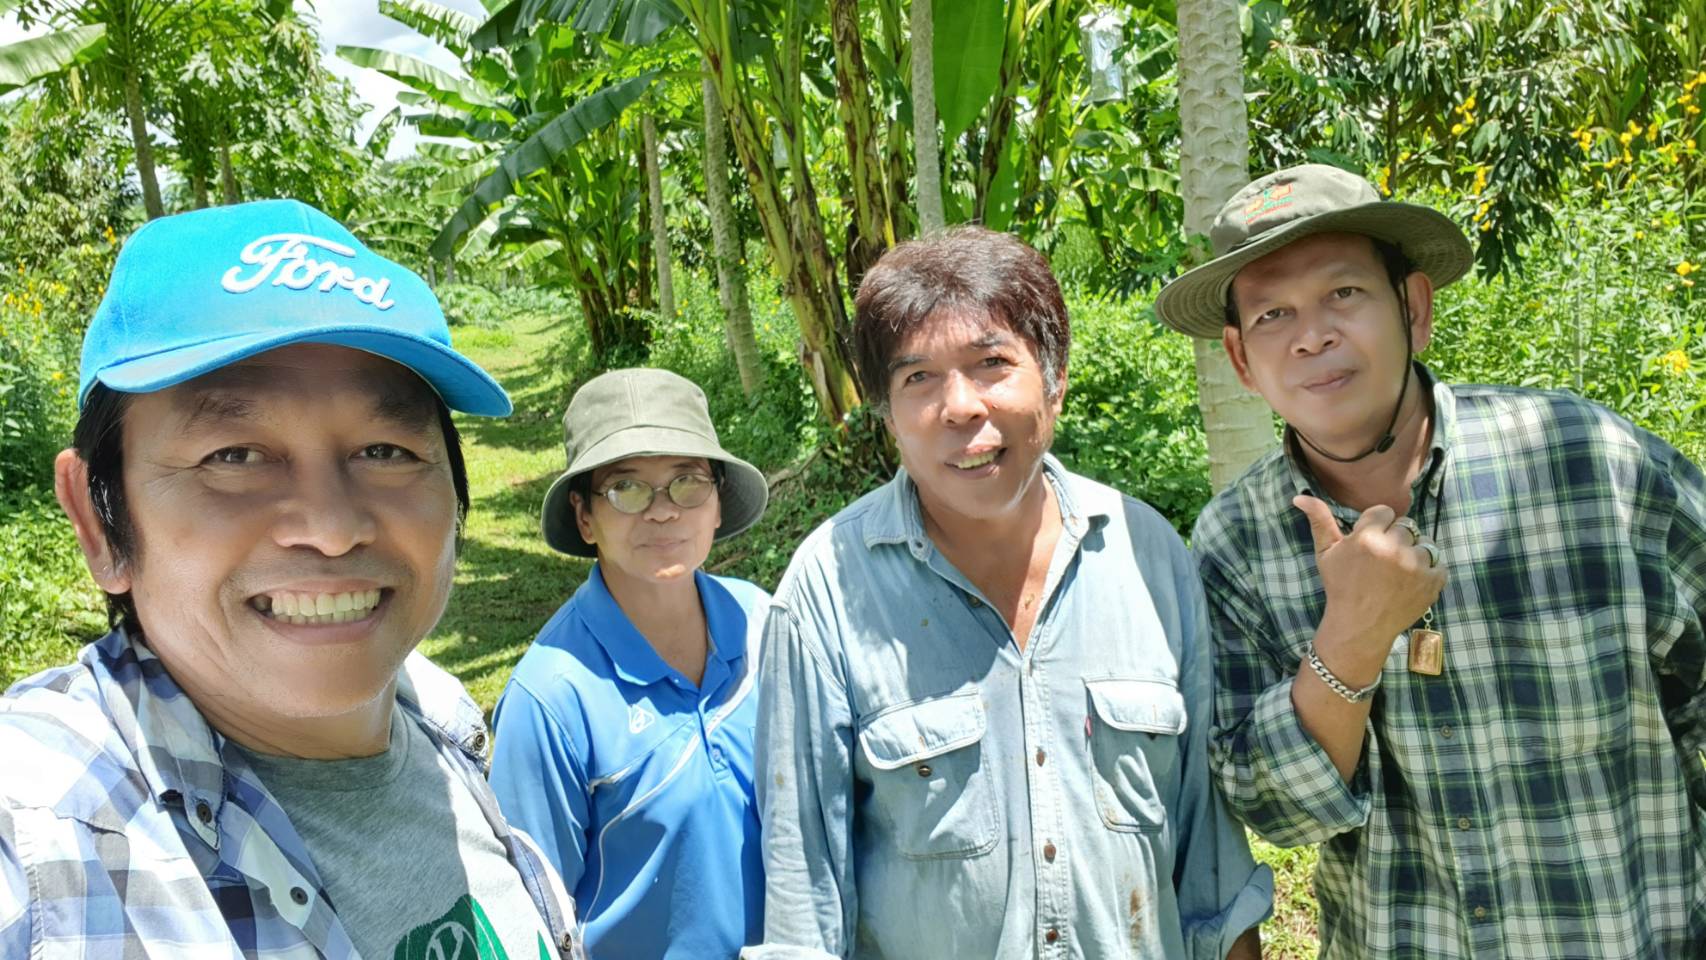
<box><xmin>1252</xmin><ymin>836</ymin><xmax>1321</xmax><ymax>958</ymax></box>
<box><xmin>0</xmin><ymin>486</ymin><xmax>105</xmax><ymax>689</ymax></box>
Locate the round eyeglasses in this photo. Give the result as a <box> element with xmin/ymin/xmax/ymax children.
<box><xmin>594</xmin><ymin>474</ymin><xmax>718</xmax><ymax>514</ymax></box>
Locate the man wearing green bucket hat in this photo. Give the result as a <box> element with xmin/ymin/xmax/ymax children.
<box><xmin>1156</xmin><ymin>164</ymin><xmax>1706</xmax><ymax>957</ymax></box>
<box><xmin>488</xmin><ymin>368</ymin><xmax>771</xmax><ymax>960</ymax></box>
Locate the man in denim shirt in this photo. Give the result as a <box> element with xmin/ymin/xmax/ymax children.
<box><xmin>748</xmin><ymin>228</ymin><xmax>1272</xmax><ymax>959</ymax></box>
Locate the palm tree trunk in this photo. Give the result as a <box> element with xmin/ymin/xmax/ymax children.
<box><xmin>642</xmin><ymin>114</ymin><xmax>677</xmax><ymax>322</ymax></box>
<box><xmin>191</xmin><ymin>172</ymin><xmax>209</xmax><ymax>209</ymax></box>
<box><xmin>1177</xmin><ymin>0</ymin><xmax>1277</xmax><ymax>490</ymax></box>
<box><xmin>219</xmin><ymin>140</ymin><xmax>241</xmax><ymax>204</ymax></box>
<box><xmin>123</xmin><ymin>65</ymin><xmax>165</xmax><ymax>219</ymax></box>
<box><xmin>702</xmin><ymin>67</ymin><xmax>763</xmax><ymax>395</ymax></box>
<box><xmin>911</xmin><ymin>0</ymin><xmax>945</xmax><ymax>232</ymax></box>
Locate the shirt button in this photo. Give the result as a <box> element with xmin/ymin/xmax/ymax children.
<box><xmin>1440</xmin><ymin>724</ymin><xmax>1454</xmax><ymax>739</ymax></box>
<box><xmin>1457</xmin><ymin>817</ymin><xmax>1471</xmax><ymax>831</ymax></box>
<box><xmin>1043</xmin><ymin>842</ymin><xmax>1057</xmax><ymax>862</ymax></box>
<box><xmin>195</xmin><ymin>800</ymin><xmax>213</xmax><ymax>825</ymax></box>
<box><xmin>560</xmin><ymin>931</ymin><xmax>576</xmax><ymax>952</ymax></box>
<box><xmin>289</xmin><ymin>887</ymin><xmax>309</xmax><ymax>905</ymax></box>
<box><xmin>1045</xmin><ymin>928</ymin><xmax>1060</xmax><ymax>943</ymax></box>
<box><xmin>470</xmin><ymin>731</ymin><xmax>487</xmax><ymax>753</ymax></box>
<box><xmin>916</xmin><ymin>763</ymin><xmax>932</xmax><ymax>778</ymax></box>
<box><xmin>1473</xmin><ymin>906</ymin><xmax>1488</xmax><ymax>921</ymax></box>
<box><xmin>968</xmin><ymin>595</ymin><xmax>982</xmax><ymax>607</ymax></box>
<box><xmin>1035</xmin><ymin>748</ymin><xmax>1046</xmax><ymax>766</ymax></box>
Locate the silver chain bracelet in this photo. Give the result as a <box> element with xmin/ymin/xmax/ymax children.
<box><xmin>1307</xmin><ymin>644</ymin><xmax>1382</xmax><ymax>703</ymax></box>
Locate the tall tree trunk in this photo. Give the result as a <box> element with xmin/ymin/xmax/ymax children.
<box><xmin>910</xmin><ymin>0</ymin><xmax>945</xmax><ymax>232</ymax></box>
<box><xmin>191</xmin><ymin>172</ymin><xmax>209</xmax><ymax>209</ymax></box>
<box><xmin>642</xmin><ymin>114</ymin><xmax>677</xmax><ymax>322</ymax></box>
<box><xmin>123</xmin><ymin>65</ymin><xmax>164</xmax><ymax>219</ymax></box>
<box><xmin>693</xmin><ymin>6</ymin><xmax>862</xmax><ymax>425</ymax></box>
<box><xmin>219</xmin><ymin>139</ymin><xmax>241</xmax><ymax>204</ymax></box>
<box><xmin>702</xmin><ymin>67</ymin><xmax>764</xmax><ymax>395</ymax></box>
<box><xmin>829</xmin><ymin>0</ymin><xmax>894</xmax><ymax>290</ymax></box>
<box><xmin>1177</xmin><ymin>0</ymin><xmax>1277</xmax><ymax>490</ymax></box>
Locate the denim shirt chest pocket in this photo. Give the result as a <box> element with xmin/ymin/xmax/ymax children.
<box><xmin>1084</xmin><ymin>677</ymin><xmax>1187</xmax><ymax>832</ymax></box>
<box><xmin>856</xmin><ymin>691</ymin><xmax>1000</xmax><ymax>860</ymax></box>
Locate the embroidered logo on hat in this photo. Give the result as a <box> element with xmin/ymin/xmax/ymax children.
<box><xmin>1243</xmin><ymin>183</ymin><xmax>1295</xmax><ymax>225</ymax></box>
<box><xmin>220</xmin><ymin>232</ymin><xmax>396</xmax><ymax>310</ymax></box>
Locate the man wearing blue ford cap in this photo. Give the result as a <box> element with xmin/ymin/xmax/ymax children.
<box><xmin>0</xmin><ymin>200</ymin><xmax>586</xmax><ymax>959</ymax></box>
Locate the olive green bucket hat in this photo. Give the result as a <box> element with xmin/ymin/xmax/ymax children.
<box><xmin>1153</xmin><ymin>164</ymin><xmax>1474</xmax><ymax>338</ymax></box>
<box><xmin>540</xmin><ymin>368</ymin><xmax>768</xmax><ymax>557</ymax></box>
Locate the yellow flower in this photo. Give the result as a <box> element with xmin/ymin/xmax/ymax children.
<box><xmin>1636</xmin><ymin>230</ymin><xmax>1646</xmax><ymax>239</ymax></box>
<box><xmin>1479</xmin><ymin>221</ymin><xmax>1492</xmax><ymax>232</ymax></box>
<box><xmin>1451</xmin><ymin>122</ymin><xmax>1466</xmax><ymax>136</ymax></box>
<box><xmin>1679</xmin><ymin>261</ymin><xmax>1698</xmax><ymax>277</ymax></box>
<box><xmin>1659</xmin><ymin>350</ymin><xmax>1691</xmax><ymax>376</ymax></box>
<box><xmin>49</xmin><ymin>370</ymin><xmax>64</xmax><ymax>382</ymax></box>
<box><xmin>1690</xmin><ymin>105</ymin><xmax>1702</xmax><ymax>116</ymax></box>
<box><xmin>1620</xmin><ymin>132</ymin><xmax>1633</xmax><ymax>146</ymax></box>
<box><xmin>103</xmin><ymin>225</ymin><xmax>116</xmax><ymax>245</ymax></box>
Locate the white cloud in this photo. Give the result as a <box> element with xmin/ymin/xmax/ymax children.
<box><xmin>299</xmin><ymin>0</ymin><xmax>492</xmax><ymax>158</ymax></box>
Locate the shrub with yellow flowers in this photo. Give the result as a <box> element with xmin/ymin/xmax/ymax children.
<box><xmin>0</xmin><ymin>242</ymin><xmax>115</xmax><ymax>494</ymax></box>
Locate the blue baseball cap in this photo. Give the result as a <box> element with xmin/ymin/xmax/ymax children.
<box><xmin>78</xmin><ymin>199</ymin><xmax>511</xmax><ymax>416</ymax></box>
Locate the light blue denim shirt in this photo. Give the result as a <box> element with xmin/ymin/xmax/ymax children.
<box><xmin>749</xmin><ymin>456</ymin><xmax>1272</xmax><ymax>960</ymax></box>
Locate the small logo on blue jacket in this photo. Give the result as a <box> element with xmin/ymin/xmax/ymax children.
<box><xmin>628</xmin><ymin>704</ymin><xmax>655</xmax><ymax>735</ymax></box>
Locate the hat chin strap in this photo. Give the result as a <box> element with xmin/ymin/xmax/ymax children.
<box><xmin>1289</xmin><ymin>280</ymin><xmax>1414</xmax><ymax>465</ymax></box>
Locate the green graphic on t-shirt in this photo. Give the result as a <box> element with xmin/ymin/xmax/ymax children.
<box><xmin>391</xmin><ymin>894</ymin><xmax>550</xmax><ymax>960</ymax></box>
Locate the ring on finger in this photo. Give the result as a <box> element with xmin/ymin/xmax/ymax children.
<box><xmin>1394</xmin><ymin>517</ymin><xmax>1421</xmax><ymax>545</ymax></box>
<box><xmin>1420</xmin><ymin>542</ymin><xmax>1441</xmax><ymax>568</ymax></box>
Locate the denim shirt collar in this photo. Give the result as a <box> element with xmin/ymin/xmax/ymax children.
<box><xmin>860</xmin><ymin>453</ymin><xmax>1105</xmax><ymax>559</ymax></box>
<box><xmin>1282</xmin><ymin>362</ymin><xmax>1456</xmax><ymax>520</ymax></box>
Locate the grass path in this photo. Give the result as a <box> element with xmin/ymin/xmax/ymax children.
<box><xmin>420</xmin><ymin>315</ymin><xmax>590</xmax><ymax>710</ymax></box>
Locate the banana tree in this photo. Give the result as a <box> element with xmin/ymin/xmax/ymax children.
<box><xmin>341</xmin><ymin>0</ymin><xmax>661</xmax><ymax>358</ymax></box>
<box><xmin>474</xmin><ymin>0</ymin><xmax>868</xmax><ymax>424</ymax></box>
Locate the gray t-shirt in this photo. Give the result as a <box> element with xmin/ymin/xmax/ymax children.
<box><xmin>238</xmin><ymin>709</ymin><xmax>553</xmax><ymax>960</ymax></box>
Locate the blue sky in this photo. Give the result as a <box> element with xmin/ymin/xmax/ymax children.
<box><xmin>0</xmin><ymin>0</ymin><xmax>492</xmax><ymax>158</ymax></box>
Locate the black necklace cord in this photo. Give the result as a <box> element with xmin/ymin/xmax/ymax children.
<box><xmin>1290</xmin><ymin>276</ymin><xmax>1417</xmax><ymax>464</ymax></box>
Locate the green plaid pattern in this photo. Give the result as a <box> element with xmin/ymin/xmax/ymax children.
<box><xmin>1196</xmin><ymin>367</ymin><xmax>1706</xmax><ymax>958</ymax></box>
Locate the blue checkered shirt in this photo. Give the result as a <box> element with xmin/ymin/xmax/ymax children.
<box><xmin>0</xmin><ymin>629</ymin><xmax>585</xmax><ymax>959</ymax></box>
<box><xmin>1197</xmin><ymin>368</ymin><xmax>1706</xmax><ymax>957</ymax></box>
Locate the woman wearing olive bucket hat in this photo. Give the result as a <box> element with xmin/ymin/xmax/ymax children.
<box><xmin>488</xmin><ymin>368</ymin><xmax>771</xmax><ymax>960</ymax></box>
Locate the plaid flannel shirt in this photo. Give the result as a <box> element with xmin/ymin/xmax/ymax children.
<box><xmin>1196</xmin><ymin>367</ymin><xmax>1706</xmax><ymax>958</ymax></box>
<box><xmin>0</xmin><ymin>629</ymin><xmax>585</xmax><ymax>959</ymax></box>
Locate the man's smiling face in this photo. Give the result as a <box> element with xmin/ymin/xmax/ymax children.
<box><xmin>883</xmin><ymin>308</ymin><xmax>1063</xmax><ymax>529</ymax></box>
<box><xmin>110</xmin><ymin>343</ymin><xmax>460</xmax><ymax>731</ymax></box>
<box><xmin>1223</xmin><ymin>232</ymin><xmax>1433</xmax><ymax>450</ymax></box>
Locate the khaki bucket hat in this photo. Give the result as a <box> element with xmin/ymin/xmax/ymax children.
<box><xmin>540</xmin><ymin>368</ymin><xmax>768</xmax><ymax>557</ymax></box>
<box><xmin>1153</xmin><ymin>164</ymin><xmax>1474</xmax><ymax>338</ymax></box>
